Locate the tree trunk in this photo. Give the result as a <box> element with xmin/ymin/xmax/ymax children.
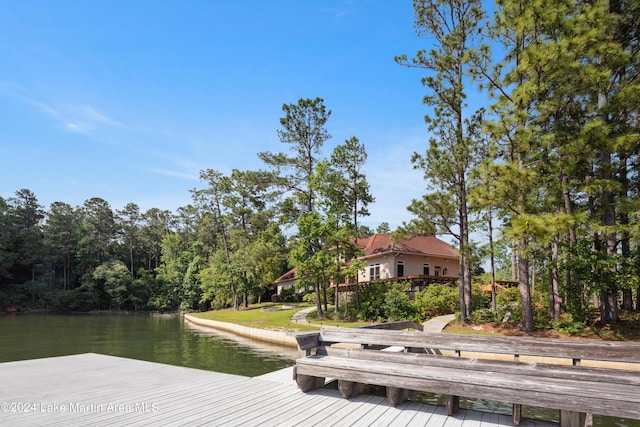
<box><xmin>518</xmin><ymin>237</ymin><xmax>534</xmax><ymax>331</ymax></box>
<box><xmin>511</xmin><ymin>240</ymin><xmax>518</xmax><ymax>281</ymax></box>
<box><xmin>620</xmin><ymin>158</ymin><xmax>632</xmax><ymax>310</ymax></box>
<box><xmin>550</xmin><ymin>234</ymin><xmax>561</xmax><ymax>322</ymax></box>
<box><xmin>488</xmin><ymin>205</ymin><xmax>496</xmax><ymax>312</ymax></box>
<box><xmin>315</xmin><ymin>281</ymin><xmax>323</xmax><ymax>318</ymax></box>
<box><xmin>460</xmin><ymin>198</ymin><xmax>472</xmax><ymax>323</ymax></box>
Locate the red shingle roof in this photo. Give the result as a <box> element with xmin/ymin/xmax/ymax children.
<box><xmin>275</xmin><ymin>234</ymin><xmax>458</xmax><ymax>283</ymax></box>
<box><xmin>355</xmin><ymin>234</ymin><xmax>458</xmax><ymax>259</ymax></box>
<box><xmin>275</xmin><ymin>267</ymin><xmax>296</xmax><ymax>283</ymax></box>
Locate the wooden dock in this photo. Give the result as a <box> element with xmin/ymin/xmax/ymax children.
<box><xmin>0</xmin><ymin>353</ymin><xmax>555</xmax><ymax>426</ymax></box>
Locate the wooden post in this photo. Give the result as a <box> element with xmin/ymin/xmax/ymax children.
<box><xmin>386</xmin><ymin>387</ymin><xmax>409</xmax><ymax>406</ymax></box>
<box><xmin>294</xmin><ymin>367</ymin><xmax>325</xmax><ymax>392</ymax></box>
<box><xmin>512</xmin><ymin>404</ymin><xmax>521</xmax><ymax>426</ymax></box>
<box><xmin>446</xmin><ymin>395</ymin><xmax>460</xmax><ymax>416</ymax></box>
<box><xmin>560</xmin><ymin>410</ymin><xmax>592</xmax><ymax>427</ymax></box>
<box><xmin>338</xmin><ymin>380</ymin><xmax>363</xmax><ymax>399</ymax></box>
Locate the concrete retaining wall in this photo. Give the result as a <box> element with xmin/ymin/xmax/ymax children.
<box><xmin>184</xmin><ymin>314</ymin><xmax>298</xmax><ymax>348</ymax></box>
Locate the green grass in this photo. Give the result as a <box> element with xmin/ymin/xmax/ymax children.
<box><xmin>191</xmin><ymin>303</ymin><xmax>373</xmax><ymax>331</ymax></box>
<box><xmin>190</xmin><ymin>303</ymin><xmax>319</xmax><ymax>332</ymax></box>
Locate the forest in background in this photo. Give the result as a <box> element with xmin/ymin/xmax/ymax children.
<box><xmin>1</xmin><ymin>0</ymin><xmax>639</xmax><ymax>333</ymax></box>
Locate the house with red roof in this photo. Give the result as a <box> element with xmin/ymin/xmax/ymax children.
<box><xmin>275</xmin><ymin>233</ymin><xmax>459</xmax><ymax>294</ymax></box>
<box><xmin>354</xmin><ymin>234</ymin><xmax>459</xmax><ymax>283</ymax></box>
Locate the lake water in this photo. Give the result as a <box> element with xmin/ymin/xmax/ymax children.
<box><xmin>0</xmin><ymin>313</ymin><xmax>295</xmax><ymax>376</ymax></box>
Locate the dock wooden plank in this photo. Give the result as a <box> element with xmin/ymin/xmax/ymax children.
<box><xmin>0</xmin><ymin>353</ymin><xmax>555</xmax><ymax>427</ymax></box>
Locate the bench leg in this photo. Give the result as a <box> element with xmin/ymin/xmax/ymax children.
<box><xmin>512</xmin><ymin>404</ymin><xmax>521</xmax><ymax>426</ymax></box>
<box><xmin>337</xmin><ymin>380</ymin><xmax>363</xmax><ymax>399</ymax></box>
<box><xmin>560</xmin><ymin>410</ymin><xmax>593</xmax><ymax>427</ymax></box>
<box><xmin>446</xmin><ymin>395</ymin><xmax>460</xmax><ymax>416</ymax></box>
<box><xmin>294</xmin><ymin>367</ymin><xmax>325</xmax><ymax>392</ymax></box>
<box><xmin>386</xmin><ymin>387</ymin><xmax>409</xmax><ymax>407</ymax></box>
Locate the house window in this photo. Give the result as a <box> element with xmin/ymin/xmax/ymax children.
<box><xmin>423</xmin><ymin>264</ymin><xmax>430</xmax><ymax>276</ymax></box>
<box><xmin>434</xmin><ymin>266</ymin><xmax>441</xmax><ymax>276</ymax></box>
<box><xmin>369</xmin><ymin>264</ymin><xmax>380</xmax><ymax>281</ymax></box>
<box><xmin>397</xmin><ymin>261</ymin><xmax>404</xmax><ymax>277</ymax></box>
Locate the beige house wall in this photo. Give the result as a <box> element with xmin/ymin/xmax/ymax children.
<box><xmin>358</xmin><ymin>253</ymin><xmax>459</xmax><ymax>282</ymax></box>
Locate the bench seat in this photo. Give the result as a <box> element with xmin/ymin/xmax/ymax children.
<box><xmin>293</xmin><ymin>328</ymin><xmax>640</xmax><ymax>426</ymax></box>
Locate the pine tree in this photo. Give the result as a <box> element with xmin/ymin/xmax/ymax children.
<box><xmin>397</xmin><ymin>0</ymin><xmax>486</xmax><ymax>323</ymax></box>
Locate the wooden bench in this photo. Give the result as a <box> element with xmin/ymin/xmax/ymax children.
<box><xmin>293</xmin><ymin>328</ymin><xmax>640</xmax><ymax>427</ymax></box>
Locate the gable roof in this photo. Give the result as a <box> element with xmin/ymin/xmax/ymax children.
<box><xmin>275</xmin><ymin>234</ymin><xmax>458</xmax><ymax>284</ymax></box>
<box><xmin>275</xmin><ymin>267</ymin><xmax>296</xmax><ymax>284</ymax></box>
<box><xmin>355</xmin><ymin>234</ymin><xmax>458</xmax><ymax>259</ymax></box>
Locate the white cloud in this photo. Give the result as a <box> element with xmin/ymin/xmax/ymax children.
<box><xmin>76</xmin><ymin>105</ymin><xmax>124</xmax><ymax>128</ymax></box>
<box><xmin>0</xmin><ymin>81</ymin><xmax>124</xmax><ymax>137</ymax></box>
<box><xmin>143</xmin><ymin>165</ymin><xmax>200</xmax><ymax>181</ymax></box>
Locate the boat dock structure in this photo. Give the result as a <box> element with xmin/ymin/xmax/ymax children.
<box><xmin>0</xmin><ymin>353</ymin><xmax>555</xmax><ymax>426</ymax></box>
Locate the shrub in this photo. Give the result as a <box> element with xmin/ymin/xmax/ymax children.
<box><xmin>302</xmin><ymin>292</ymin><xmax>316</xmax><ymax>304</ymax></box>
<box><xmin>469</xmin><ymin>308</ymin><xmax>498</xmax><ymax>324</ymax></box>
<box><xmin>279</xmin><ymin>287</ymin><xmax>302</xmax><ymax>303</ymax></box>
<box><xmin>383</xmin><ymin>282</ymin><xmax>418</xmax><ymax>322</ymax></box>
<box><xmin>415</xmin><ymin>284</ymin><xmax>459</xmax><ymax>318</ymax></box>
<box><xmin>357</xmin><ymin>282</ymin><xmax>387</xmax><ymax>321</ymax></box>
<box><xmin>471</xmin><ymin>283</ymin><xmax>491</xmax><ymax>311</ymax></box>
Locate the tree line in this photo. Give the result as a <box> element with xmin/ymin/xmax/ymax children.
<box><xmin>0</xmin><ymin>98</ymin><xmax>378</xmax><ymax>314</ymax></box>
<box><xmin>398</xmin><ymin>0</ymin><xmax>639</xmax><ymax>330</ymax></box>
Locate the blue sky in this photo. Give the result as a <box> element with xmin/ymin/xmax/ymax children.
<box><xmin>0</xmin><ymin>1</ymin><xmax>436</xmax><ymax>230</ymax></box>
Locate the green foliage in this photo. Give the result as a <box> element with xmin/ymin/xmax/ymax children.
<box><xmin>471</xmin><ymin>283</ymin><xmax>492</xmax><ymax>311</ymax></box>
<box><xmin>302</xmin><ymin>292</ymin><xmax>316</xmax><ymax>304</ymax></box>
<box><xmin>469</xmin><ymin>308</ymin><xmax>498</xmax><ymax>324</ymax></box>
<box><xmin>355</xmin><ymin>281</ymin><xmax>422</xmax><ymax>323</ymax></box>
<box><xmin>356</xmin><ymin>281</ymin><xmax>387</xmax><ymax>321</ymax></box>
<box><xmin>383</xmin><ymin>282</ymin><xmax>419</xmax><ymax>322</ymax></box>
<box><xmin>280</xmin><ymin>288</ymin><xmax>302</xmax><ymax>303</ymax></box>
<box><xmin>415</xmin><ymin>284</ymin><xmax>459</xmax><ymax>318</ymax></box>
<box><xmin>93</xmin><ymin>260</ymin><xmax>131</xmax><ymax>309</ymax></box>
<box><xmin>495</xmin><ymin>287</ymin><xmax>521</xmax><ymax>323</ymax></box>
<box><xmin>494</xmin><ymin>286</ymin><xmax>549</xmax><ymax>328</ymax></box>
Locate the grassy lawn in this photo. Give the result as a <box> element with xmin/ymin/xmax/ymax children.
<box><xmin>190</xmin><ymin>303</ymin><xmax>319</xmax><ymax>332</ymax></box>
<box><xmin>190</xmin><ymin>303</ymin><xmax>374</xmax><ymax>331</ymax></box>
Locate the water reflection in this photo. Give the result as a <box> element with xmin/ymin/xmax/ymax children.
<box><xmin>0</xmin><ymin>313</ymin><xmax>294</xmax><ymax>376</ymax></box>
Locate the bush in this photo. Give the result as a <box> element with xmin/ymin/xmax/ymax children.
<box><xmin>469</xmin><ymin>308</ymin><xmax>498</xmax><ymax>324</ymax></box>
<box><xmin>302</xmin><ymin>292</ymin><xmax>316</xmax><ymax>304</ymax></box>
<box><xmin>415</xmin><ymin>284</ymin><xmax>459</xmax><ymax>318</ymax></box>
<box><xmin>279</xmin><ymin>287</ymin><xmax>302</xmax><ymax>303</ymax></box>
<box><xmin>383</xmin><ymin>282</ymin><xmax>418</xmax><ymax>322</ymax></box>
<box><xmin>471</xmin><ymin>283</ymin><xmax>492</xmax><ymax>311</ymax></box>
<box><xmin>357</xmin><ymin>282</ymin><xmax>387</xmax><ymax>321</ymax></box>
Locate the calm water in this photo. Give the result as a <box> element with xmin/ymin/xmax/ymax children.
<box><xmin>0</xmin><ymin>313</ymin><xmax>294</xmax><ymax>376</ymax></box>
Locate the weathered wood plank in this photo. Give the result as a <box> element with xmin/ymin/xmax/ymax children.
<box><xmin>321</xmin><ymin>346</ymin><xmax>640</xmax><ymax>386</ymax></box>
<box><xmin>295</xmin><ymin>356</ymin><xmax>640</xmax><ymax>419</ymax></box>
<box><xmin>0</xmin><ymin>353</ymin><xmax>557</xmax><ymax>427</ymax></box>
<box><xmin>317</xmin><ymin>328</ymin><xmax>640</xmax><ymax>364</ymax></box>
<box><xmin>295</xmin><ymin>331</ymin><xmax>321</xmax><ymax>352</ymax></box>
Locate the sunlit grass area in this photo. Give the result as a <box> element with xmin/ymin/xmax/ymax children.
<box><xmin>191</xmin><ymin>303</ymin><xmax>318</xmax><ymax>332</ymax></box>
<box><xmin>191</xmin><ymin>303</ymin><xmax>374</xmax><ymax>331</ymax></box>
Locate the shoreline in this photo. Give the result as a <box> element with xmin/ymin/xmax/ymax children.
<box><xmin>183</xmin><ymin>313</ymin><xmax>299</xmax><ymax>349</ymax></box>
